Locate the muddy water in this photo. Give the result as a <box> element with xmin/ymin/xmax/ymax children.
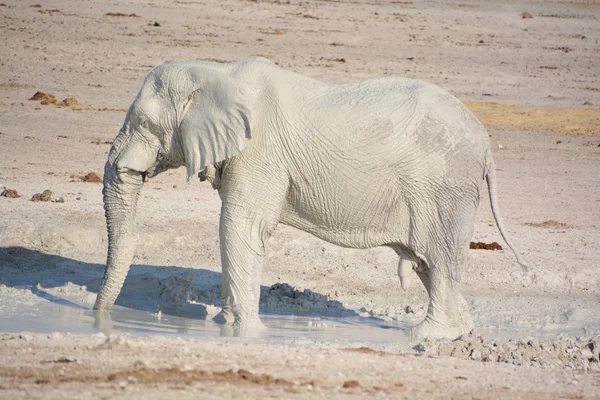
<box><xmin>1</xmin><ymin>301</ymin><xmax>593</xmax><ymax>351</ymax></box>
<box><xmin>0</xmin><ymin>303</ymin><xmax>413</xmax><ymax>348</ymax></box>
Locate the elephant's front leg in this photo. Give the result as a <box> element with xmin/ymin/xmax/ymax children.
<box><xmin>216</xmin><ymin>202</ymin><xmax>277</xmax><ymax>331</ymax></box>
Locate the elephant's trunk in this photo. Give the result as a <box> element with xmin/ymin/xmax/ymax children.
<box><xmin>94</xmin><ymin>136</ymin><xmax>145</xmax><ymax>310</ymax></box>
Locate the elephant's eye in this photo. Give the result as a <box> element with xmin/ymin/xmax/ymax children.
<box><xmin>140</xmin><ymin>119</ymin><xmax>149</xmax><ymax>129</ymax></box>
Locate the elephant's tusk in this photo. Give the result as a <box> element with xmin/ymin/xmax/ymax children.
<box><xmin>398</xmin><ymin>259</ymin><xmax>413</xmax><ymax>291</ymax></box>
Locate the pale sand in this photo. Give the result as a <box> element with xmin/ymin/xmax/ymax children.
<box><xmin>1</xmin><ymin>0</ymin><xmax>599</xmax><ymax>398</ymax></box>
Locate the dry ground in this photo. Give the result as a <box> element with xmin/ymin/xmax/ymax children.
<box><xmin>1</xmin><ymin>0</ymin><xmax>599</xmax><ymax>398</ymax></box>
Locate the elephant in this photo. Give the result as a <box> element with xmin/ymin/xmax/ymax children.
<box><xmin>93</xmin><ymin>58</ymin><xmax>527</xmax><ymax>339</ymax></box>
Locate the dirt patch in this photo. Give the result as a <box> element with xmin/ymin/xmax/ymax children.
<box><xmin>70</xmin><ymin>172</ymin><xmax>102</xmax><ymax>183</ymax></box>
<box><xmin>91</xmin><ymin>139</ymin><xmax>113</xmax><ymax>145</ymax></box>
<box><xmin>96</xmin><ymin>107</ymin><xmax>127</xmax><ymax>112</ymax></box>
<box><xmin>415</xmin><ymin>331</ymin><xmax>600</xmax><ymax>371</ymax></box>
<box><xmin>0</xmin><ymin>366</ymin><xmax>292</xmax><ymax>387</ymax></box>
<box><xmin>30</xmin><ymin>189</ymin><xmax>64</xmax><ymax>203</ymax></box>
<box><xmin>526</xmin><ymin>220</ymin><xmax>571</xmax><ymax>229</ymax></box>
<box><xmin>470</xmin><ymin>241</ymin><xmax>503</xmax><ymax>250</ymax></box>
<box><xmin>464</xmin><ymin>102</ymin><xmax>600</xmax><ymax>136</ymax></box>
<box><xmin>521</xmin><ymin>12</ymin><xmax>533</xmax><ymax>19</ymax></box>
<box><xmin>105</xmin><ymin>13</ymin><xmax>140</xmax><ymax>18</ymax></box>
<box><xmin>261</xmin><ymin>29</ymin><xmax>283</xmax><ymax>35</ymax></box>
<box><xmin>39</xmin><ymin>9</ymin><xmax>61</xmax><ymax>15</ymax></box>
<box><xmin>0</xmin><ymin>189</ymin><xmax>21</xmax><ymax>198</ymax></box>
<box><xmin>343</xmin><ymin>347</ymin><xmax>387</xmax><ymax>355</ymax></box>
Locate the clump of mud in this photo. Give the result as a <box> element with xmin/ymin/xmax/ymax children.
<box><xmin>30</xmin><ymin>189</ymin><xmax>64</xmax><ymax>203</ymax></box>
<box><xmin>118</xmin><ymin>273</ymin><xmax>350</xmax><ymax>317</ymax></box>
<box><xmin>59</xmin><ymin>97</ymin><xmax>86</xmax><ymax>110</ymax></box>
<box><xmin>30</xmin><ymin>91</ymin><xmax>57</xmax><ymax>105</ymax></box>
<box><xmin>260</xmin><ymin>283</ymin><xmax>350</xmax><ymax>316</ymax></box>
<box><xmin>415</xmin><ymin>330</ymin><xmax>600</xmax><ymax>371</ymax></box>
<box><xmin>29</xmin><ymin>91</ymin><xmax>86</xmax><ymax>110</ymax></box>
<box><xmin>1</xmin><ymin>188</ymin><xmax>21</xmax><ymax>198</ymax></box>
<box><xmin>470</xmin><ymin>241</ymin><xmax>503</xmax><ymax>250</ymax></box>
<box><xmin>70</xmin><ymin>172</ymin><xmax>102</xmax><ymax>183</ymax></box>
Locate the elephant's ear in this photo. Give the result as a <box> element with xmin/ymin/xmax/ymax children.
<box><xmin>179</xmin><ymin>71</ymin><xmax>254</xmax><ymax>181</ymax></box>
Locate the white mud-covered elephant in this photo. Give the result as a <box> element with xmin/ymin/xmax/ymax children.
<box><xmin>94</xmin><ymin>58</ymin><xmax>527</xmax><ymax>339</ymax></box>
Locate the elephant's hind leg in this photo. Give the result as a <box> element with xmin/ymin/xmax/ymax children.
<box><xmin>410</xmin><ymin>264</ymin><xmax>474</xmax><ymax>340</ymax></box>
<box><xmin>409</xmin><ymin>212</ymin><xmax>476</xmax><ymax>339</ymax></box>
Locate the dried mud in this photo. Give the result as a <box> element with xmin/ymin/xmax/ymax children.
<box><xmin>30</xmin><ymin>189</ymin><xmax>63</xmax><ymax>203</ymax></box>
<box><xmin>469</xmin><ymin>241</ymin><xmax>503</xmax><ymax>250</ymax></box>
<box><xmin>71</xmin><ymin>172</ymin><xmax>103</xmax><ymax>183</ymax></box>
<box><xmin>0</xmin><ymin>188</ymin><xmax>21</xmax><ymax>198</ymax></box>
<box><xmin>1</xmin><ymin>0</ymin><xmax>600</xmax><ymax>398</ymax></box>
<box><xmin>416</xmin><ymin>331</ymin><xmax>600</xmax><ymax>371</ymax></box>
<box><xmin>29</xmin><ymin>91</ymin><xmax>86</xmax><ymax>110</ymax></box>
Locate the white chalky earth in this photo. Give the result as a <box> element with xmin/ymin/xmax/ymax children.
<box><xmin>0</xmin><ymin>0</ymin><xmax>599</xmax><ymax>398</ymax></box>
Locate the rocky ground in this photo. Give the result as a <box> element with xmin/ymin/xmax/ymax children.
<box><xmin>1</xmin><ymin>0</ymin><xmax>599</xmax><ymax>398</ymax></box>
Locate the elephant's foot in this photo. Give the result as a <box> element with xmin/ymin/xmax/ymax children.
<box><xmin>224</xmin><ymin>316</ymin><xmax>267</xmax><ymax>338</ymax></box>
<box><xmin>212</xmin><ymin>308</ymin><xmax>235</xmax><ymax>325</ymax></box>
<box><xmin>410</xmin><ymin>315</ymin><xmax>473</xmax><ymax>341</ymax></box>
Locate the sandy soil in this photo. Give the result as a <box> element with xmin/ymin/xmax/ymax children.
<box><xmin>1</xmin><ymin>0</ymin><xmax>599</xmax><ymax>398</ymax></box>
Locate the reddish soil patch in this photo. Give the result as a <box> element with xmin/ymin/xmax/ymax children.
<box><xmin>470</xmin><ymin>241</ymin><xmax>503</xmax><ymax>250</ymax></box>
<box><xmin>1</xmin><ymin>366</ymin><xmax>291</xmax><ymax>387</ymax></box>
<box><xmin>342</xmin><ymin>380</ymin><xmax>361</xmax><ymax>388</ymax></box>
<box><xmin>0</xmin><ymin>188</ymin><xmax>21</xmax><ymax>198</ymax></box>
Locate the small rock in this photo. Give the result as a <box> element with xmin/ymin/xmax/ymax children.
<box><xmin>342</xmin><ymin>380</ymin><xmax>360</xmax><ymax>388</ymax></box>
<box><xmin>470</xmin><ymin>347</ymin><xmax>483</xmax><ymax>360</ymax></box>
<box><xmin>522</xmin><ymin>12</ymin><xmax>533</xmax><ymax>19</ymax></box>
<box><xmin>19</xmin><ymin>333</ymin><xmax>33</xmax><ymax>341</ymax></box>
<box><xmin>81</xmin><ymin>172</ymin><xmax>102</xmax><ymax>183</ymax></box>
<box><xmin>56</xmin><ymin>356</ymin><xmax>76</xmax><ymax>363</ymax></box>
<box><xmin>31</xmin><ymin>189</ymin><xmax>53</xmax><ymax>202</ymax></box>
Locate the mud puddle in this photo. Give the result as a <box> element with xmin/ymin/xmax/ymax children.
<box><xmin>0</xmin><ymin>300</ymin><xmax>593</xmax><ymax>351</ymax></box>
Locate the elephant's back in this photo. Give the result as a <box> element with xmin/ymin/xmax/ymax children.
<box><xmin>302</xmin><ymin>77</ymin><xmax>490</xmax><ymax>172</ymax></box>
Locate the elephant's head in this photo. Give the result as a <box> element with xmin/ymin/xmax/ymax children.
<box><xmin>94</xmin><ymin>61</ymin><xmax>256</xmax><ymax>310</ymax></box>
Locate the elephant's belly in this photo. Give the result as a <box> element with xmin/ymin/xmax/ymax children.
<box><xmin>279</xmin><ymin>186</ymin><xmax>411</xmax><ymax>249</ymax></box>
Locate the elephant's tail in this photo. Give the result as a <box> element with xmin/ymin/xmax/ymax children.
<box><xmin>485</xmin><ymin>153</ymin><xmax>529</xmax><ymax>272</ymax></box>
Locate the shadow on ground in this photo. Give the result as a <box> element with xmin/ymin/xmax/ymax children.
<box><xmin>0</xmin><ymin>246</ymin><xmax>358</xmax><ymax>320</ymax></box>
